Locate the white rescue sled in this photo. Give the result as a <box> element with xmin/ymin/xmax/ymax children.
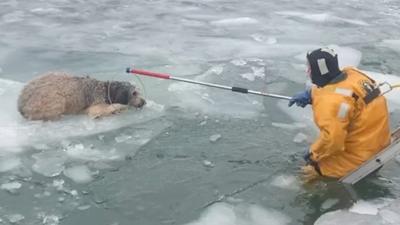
<box><xmin>340</xmin><ymin>127</ymin><xmax>400</xmax><ymax>185</ymax></box>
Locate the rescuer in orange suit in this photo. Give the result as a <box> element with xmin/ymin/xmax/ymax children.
<box><xmin>288</xmin><ymin>47</ymin><xmax>391</xmax><ymax>180</ymax></box>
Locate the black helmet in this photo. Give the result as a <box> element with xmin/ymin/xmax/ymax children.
<box><xmin>307</xmin><ymin>47</ymin><xmax>341</xmax><ymax>87</ymax></box>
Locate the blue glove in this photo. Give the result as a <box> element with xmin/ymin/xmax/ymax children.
<box><xmin>303</xmin><ymin>149</ymin><xmax>313</xmax><ymax>165</ymax></box>
<box><xmin>288</xmin><ymin>89</ymin><xmax>311</xmax><ymax>107</ymax></box>
<box><xmin>303</xmin><ymin>149</ymin><xmax>322</xmax><ymax>175</ymax></box>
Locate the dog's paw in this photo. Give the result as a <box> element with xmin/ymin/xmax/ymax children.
<box><xmin>89</xmin><ymin>113</ymin><xmax>102</xmax><ymax>119</ymax></box>
<box><xmin>108</xmin><ymin>104</ymin><xmax>129</xmax><ymax>114</ymax></box>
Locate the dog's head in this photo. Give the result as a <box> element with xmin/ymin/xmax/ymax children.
<box><xmin>107</xmin><ymin>81</ymin><xmax>146</xmax><ymax>108</ymax></box>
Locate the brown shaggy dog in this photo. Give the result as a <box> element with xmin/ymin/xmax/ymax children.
<box><xmin>18</xmin><ymin>72</ymin><xmax>146</xmax><ymax>121</ymax></box>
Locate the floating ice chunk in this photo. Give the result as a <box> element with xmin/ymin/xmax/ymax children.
<box><xmin>77</xmin><ymin>205</ymin><xmax>91</xmax><ymax>211</ymax></box>
<box><xmin>1</xmin><ymin>182</ymin><xmax>22</xmax><ymax>193</ymax></box>
<box><xmin>185</xmin><ymin>203</ymin><xmax>291</xmax><ymax>225</ymax></box>
<box><xmin>0</xmin><ymin>156</ymin><xmax>21</xmax><ymax>172</ymax></box>
<box><xmin>52</xmin><ymin>179</ymin><xmax>65</xmax><ymax>191</ymax></box>
<box><xmin>65</xmin><ymin>144</ymin><xmax>120</xmax><ymax>161</ymax></box>
<box><xmin>314</xmin><ymin>210</ymin><xmax>382</xmax><ymax>225</ymax></box>
<box><xmin>251</xmin><ymin>34</ymin><xmax>265</xmax><ymax>43</ymax></box>
<box><xmin>251</xmin><ymin>34</ymin><xmax>277</xmax><ymax>44</ymax></box>
<box><xmin>252</xmin><ymin>66</ymin><xmax>265</xmax><ymax>78</ymax></box>
<box><xmin>271</xmin><ymin>122</ymin><xmax>307</xmax><ymax>131</ymax></box>
<box><xmin>82</xmin><ymin>119</ymin><xmax>96</xmax><ymax>130</ymax></box>
<box><xmin>381</xmin><ymin>39</ymin><xmax>400</xmax><ymax>52</ymax></box>
<box><xmin>275</xmin><ymin>11</ymin><xmax>368</xmax><ymax>26</ymax></box>
<box><xmin>334</xmin><ymin>17</ymin><xmax>369</xmax><ymax>26</ymax></box>
<box><xmin>203</xmin><ymin>160</ymin><xmax>214</xmax><ymax>168</ymax></box>
<box><xmin>32</xmin><ymin>152</ymin><xmax>66</xmax><ymax>177</ymax></box>
<box><xmin>209</xmin><ymin>134</ymin><xmax>222</xmax><ymax>143</ymax></box>
<box><xmin>6</xmin><ymin>214</ymin><xmax>24</xmax><ymax>224</ymax></box>
<box><xmin>64</xmin><ymin>165</ymin><xmax>93</xmax><ymax>184</ymax></box>
<box><xmin>270</xmin><ymin>174</ymin><xmax>299</xmax><ymax>191</ymax></box>
<box><xmin>380</xmin><ymin>209</ymin><xmax>400</xmax><ymax>224</ymax></box>
<box><xmin>231</xmin><ymin>59</ymin><xmax>247</xmax><ymax>66</ymax></box>
<box><xmin>240</xmin><ymin>67</ymin><xmax>265</xmax><ymax>81</ymax></box>
<box><xmin>201</xmin><ymin>93</ymin><xmax>216</xmax><ymax>104</ymax></box>
<box><xmin>201</xmin><ymin>65</ymin><xmax>224</xmax><ymax>77</ymax></box>
<box><xmin>349</xmin><ymin>200</ymin><xmax>379</xmax><ymax>215</ymax></box>
<box><xmin>115</xmin><ymin>134</ymin><xmax>132</xmax><ymax>143</ymax></box>
<box><xmin>70</xmin><ymin>190</ymin><xmax>78</xmax><ymax>197</ymax></box>
<box><xmin>239</xmin><ymin>72</ymin><xmax>254</xmax><ymax>81</ymax></box>
<box><xmin>211</xmin><ymin>17</ymin><xmax>259</xmax><ymax>26</ymax></box>
<box><xmin>276</xmin><ymin>11</ymin><xmax>330</xmax><ymax>22</ymax></box>
<box><xmin>145</xmin><ymin>100</ymin><xmax>165</xmax><ymax>112</ymax></box>
<box><xmin>321</xmin><ymin>199</ymin><xmax>339</xmax><ymax>211</ymax></box>
<box><xmin>30</xmin><ymin>8</ymin><xmax>61</xmax><ymax>15</ymax></box>
<box><xmin>37</xmin><ymin>212</ymin><xmax>60</xmax><ymax>225</ymax></box>
<box><xmin>247</xmin><ymin>204</ymin><xmax>291</xmax><ymax>225</ymax></box>
<box><xmin>200</xmin><ymin>121</ymin><xmax>207</xmax><ymax>126</ymax></box>
<box><xmin>293</xmin><ymin>132</ymin><xmax>308</xmax><ymax>144</ymax></box>
<box><xmin>380</xmin><ymin>199</ymin><xmax>400</xmax><ymax>224</ymax></box>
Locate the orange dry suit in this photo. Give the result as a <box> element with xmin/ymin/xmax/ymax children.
<box><xmin>309</xmin><ymin>67</ymin><xmax>391</xmax><ymax>178</ymax></box>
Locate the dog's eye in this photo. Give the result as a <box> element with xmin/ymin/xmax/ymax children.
<box><xmin>132</xmin><ymin>90</ymin><xmax>138</xmax><ymax>96</ymax></box>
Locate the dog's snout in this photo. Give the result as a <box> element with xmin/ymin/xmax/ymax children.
<box><xmin>138</xmin><ymin>99</ymin><xmax>146</xmax><ymax>108</ymax></box>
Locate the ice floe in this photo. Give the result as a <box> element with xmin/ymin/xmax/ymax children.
<box><xmin>0</xmin><ymin>78</ymin><xmax>165</xmax><ymax>149</ymax></box>
<box><xmin>316</xmin><ymin>198</ymin><xmax>400</xmax><ymax>225</ymax></box>
<box><xmin>185</xmin><ymin>203</ymin><xmax>291</xmax><ymax>225</ymax></box>
<box><xmin>210</xmin><ymin>17</ymin><xmax>259</xmax><ymax>26</ymax></box>
<box><xmin>63</xmin><ymin>165</ymin><xmax>93</xmax><ymax>184</ymax></box>
<box><xmin>276</xmin><ymin>11</ymin><xmax>369</xmax><ymax>26</ymax></box>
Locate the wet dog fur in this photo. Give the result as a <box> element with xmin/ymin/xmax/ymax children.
<box><xmin>18</xmin><ymin>72</ymin><xmax>146</xmax><ymax>121</ymax></box>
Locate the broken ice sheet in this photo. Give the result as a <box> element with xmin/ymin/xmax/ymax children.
<box><xmin>349</xmin><ymin>200</ymin><xmax>380</xmax><ymax>215</ymax></box>
<box><xmin>37</xmin><ymin>212</ymin><xmax>60</xmax><ymax>225</ymax></box>
<box><xmin>63</xmin><ymin>165</ymin><xmax>93</xmax><ymax>184</ymax></box>
<box><xmin>65</xmin><ymin>144</ymin><xmax>121</xmax><ymax>161</ymax></box>
<box><xmin>185</xmin><ymin>203</ymin><xmax>291</xmax><ymax>225</ymax></box>
<box><xmin>270</xmin><ymin>174</ymin><xmax>300</xmax><ymax>191</ymax></box>
<box><xmin>209</xmin><ymin>134</ymin><xmax>222</xmax><ymax>143</ymax></box>
<box><xmin>271</xmin><ymin>122</ymin><xmax>307</xmax><ymax>131</ymax></box>
<box><xmin>1</xmin><ymin>181</ymin><xmax>22</xmax><ymax>193</ymax></box>
<box><xmin>52</xmin><ymin>179</ymin><xmax>65</xmax><ymax>191</ymax></box>
<box><xmin>0</xmin><ymin>156</ymin><xmax>21</xmax><ymax>172</ymax></box>
<box><xmin>321</xmin><ymin>199</ymin><xmax>339</xmax><ymax>211</ymax></box>
<box><xmin>203</xmin><ymin>160</ymin><xmax>215</xmax><ymax>168</ymax></box>
<box><xmin>115</xmin><ymin>134</ymin><xmax>132</xmax><ymax>143</ymax></box>
<box><xmin>32</xmin><ymin>152</ymin><xmax>66</xmax><ymax>177</ymax></box>
<box><xmin>293</xmin><ymin>132</ymin><xmax>308</xmax><ymax>144</ymax></box>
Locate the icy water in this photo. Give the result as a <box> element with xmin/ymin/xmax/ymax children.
<box><xmin>1</xmin><ymin>0</ymin><xmax>400</xmax><ymax>224</ymax></box>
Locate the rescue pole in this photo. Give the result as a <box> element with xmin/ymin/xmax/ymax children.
<box><xmin>126</xmin><ymin>67</ymin><xmax>291</xmax><ymax>100</ymax></box>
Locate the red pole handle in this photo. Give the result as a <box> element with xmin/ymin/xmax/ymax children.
<box><xmin>127</xmin><ymin>67</ymin><xmax>171</xmax><ymax>79</ymax></box>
